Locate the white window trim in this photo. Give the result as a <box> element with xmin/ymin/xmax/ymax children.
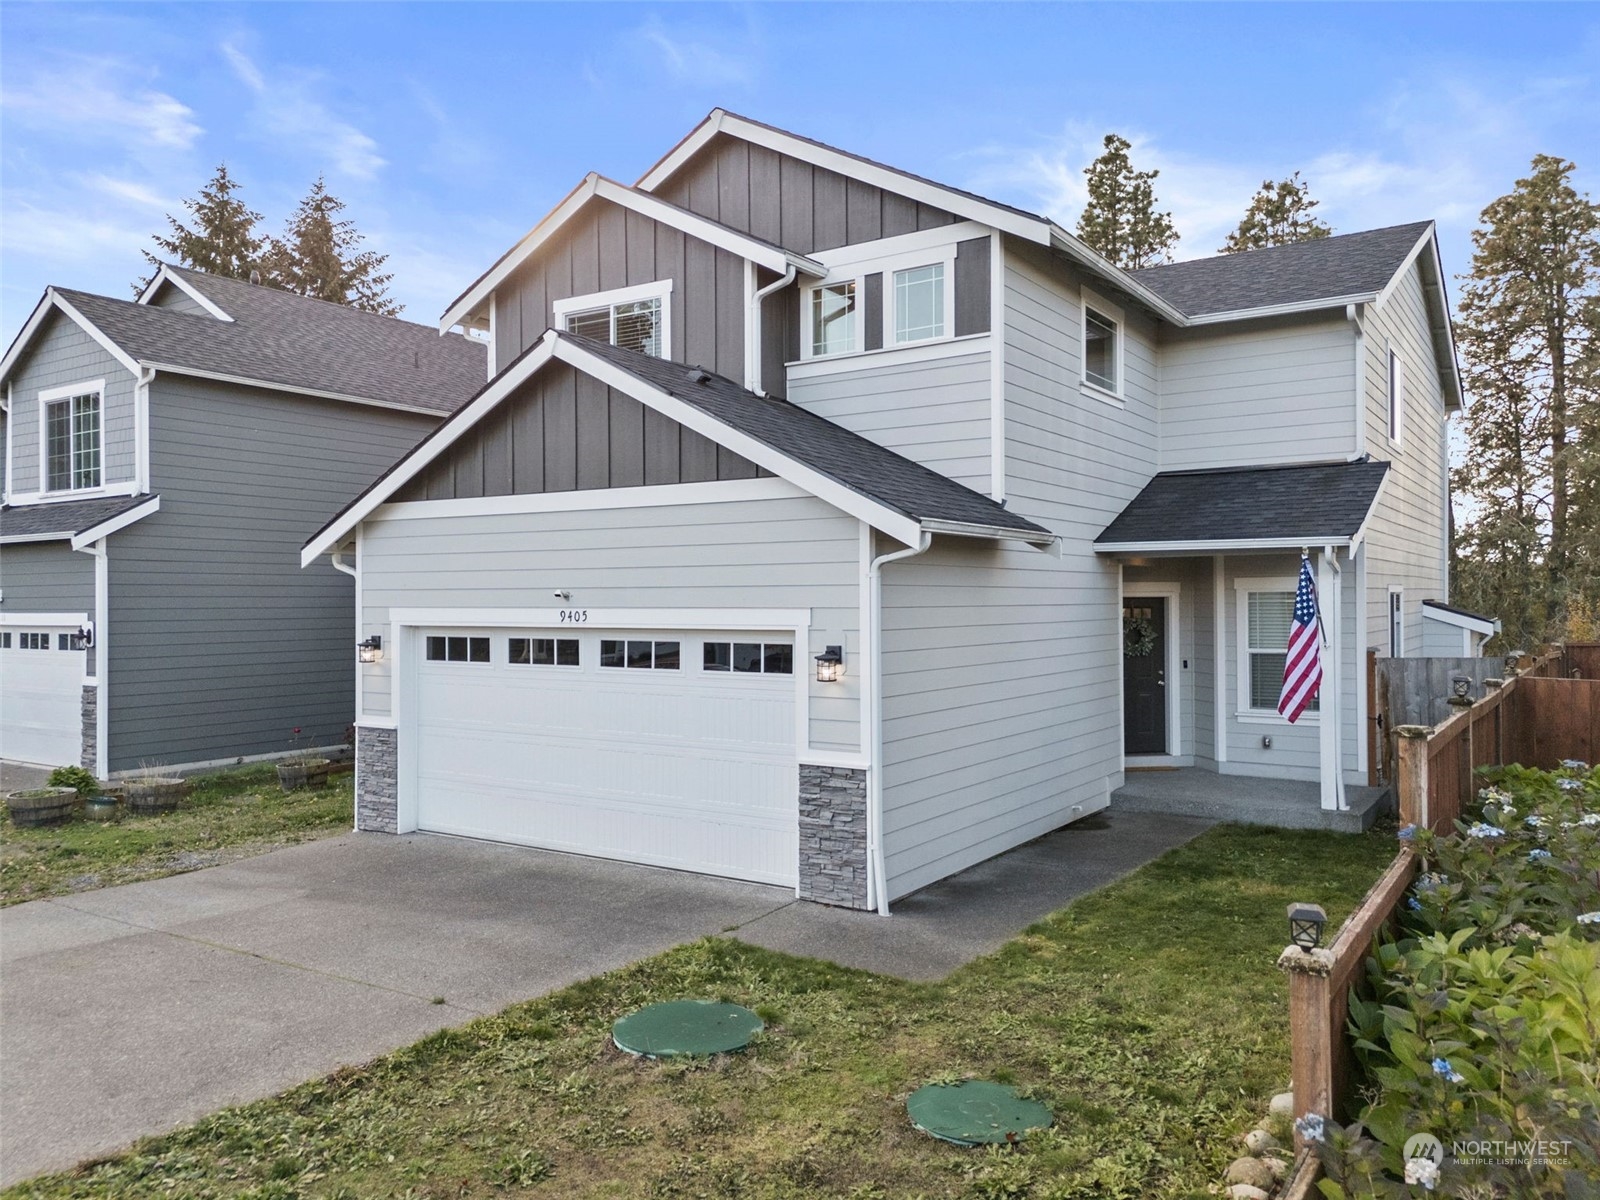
<box><xmin>552</xmin><ymin>279</ymin><xmax>672</xmax><ymax>358</ymax></box>
<box><xmin>1080</xmin><ymin>287</ymin><xmax>1125</xmax><ymax>404</ymax></box>
<box><xmin>36</xmin><ymin>379</ymin><xmax>106</xmax><ymax>497</ymax></box>
<box><xmin>1387</xmin><ymin>342</ymin><xmax>1405</xmax><ymax>446</ymax></box>
<box><xmin>507</xmin><ymin>634</ymin><xmax>583</xmax><ymax>670</ymax></box>
<box><xmin>1234</xmin><ymin>576</ymin><xmax>1321</xmax><ymax>725</ymax></box>
<box><xmin>1388</xmin><ymin>585</ymin><xmax>1405</xmax><ymax>658</ymax></box>
<box><xmin>799</xmin><ymin>243</ymin><xmax>960</xmax><ymax>362</ymax></box>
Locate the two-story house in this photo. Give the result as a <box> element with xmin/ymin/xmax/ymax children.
<box><xmin>304</xmin><ymin>110</ymin><xmax>1462</xmax><ymax>912</ymax></box>
<box><xmin>0</xmin><ymin>266</ymin><xmax>484</xmax><ymax>774</ymax></box>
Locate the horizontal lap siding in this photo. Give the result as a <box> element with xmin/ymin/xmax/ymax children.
<box><xmin>1360</xmin><ymin>264</ymin><xmax>1449</xmax><ymax>656</ymax></box>
<box><xmin>0</xmin><ymin>540</ymin><xmax>94</xmax><ymax>612</ymax></box>
<box><xmin>107</xmin><ymin>378</ymin><xmax>438</xmax><ymax>770</ymax></box>
<box><xmin>7</xmin><ymin>313</ymin><xmax>136</xmax><ymax>494</ymax></box>
<box><xmin>786</xmin><ymin>351</ymin><xmax>992</xmax><ymax>491</ymax></box>
<box><xmin>148</xmin><ymin>284</ymin><xmax>209</xmax><ymax>317</ymax></box>
<box><xmin>1158</xmin><ymin>316</ymin><xmax>1355</xmax><ymax>469</ymax></box>
<box><xmin>358</xmin><ymin>492</ymin><xmax>862</xmax><ymax>753</ymax></box>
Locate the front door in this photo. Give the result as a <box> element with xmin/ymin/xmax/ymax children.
<box><xmin>1123</xmin><ymin>598</ymin><xmax>1167</xmax><ymax>755</ymax></box>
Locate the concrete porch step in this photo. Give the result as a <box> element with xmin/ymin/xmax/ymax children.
<box><xmin>1112</xmin><ymin>768</ymin><xmax>1392</xmax><ymax>833</ymax></box>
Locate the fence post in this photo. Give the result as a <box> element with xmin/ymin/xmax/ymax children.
<box><xmin>1278</xmin><ymin>944</ymin><xmax>1335</xmax><ymax>1143</ymax></box>
<box><xmin>1395</xmin><ymin>725</ymin><xmax>1431</xmax><ymax>829</ymax></box>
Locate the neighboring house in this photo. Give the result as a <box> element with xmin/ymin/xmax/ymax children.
<box><xmin>0</xmin><ymin>266</ymin><xmax>484</xmax><ymax>774</ymax></box>
<box><xmin>304</xmin><ymin>110</ymin><xmax>1464</xmax><ymax>911</ymax></box>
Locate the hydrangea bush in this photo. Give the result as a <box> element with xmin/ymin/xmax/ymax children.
<box><xmin>1311</xmin><ymin>762</ymin><xmax>1600</xmax><ymax>1198</ymax></box>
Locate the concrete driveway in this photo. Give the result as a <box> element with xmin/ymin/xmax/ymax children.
<box><xmin>0</xmin><ymin>809</ymin><xmax>1209</xmax><ymax>1185</ymax></box>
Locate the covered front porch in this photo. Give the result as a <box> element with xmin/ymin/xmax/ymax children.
<box><xmin>1113</xmin><ymin>767</ymin><xmax>1390</xmax><ymax>832</ymax></box>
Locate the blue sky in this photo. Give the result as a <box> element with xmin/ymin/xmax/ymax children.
<box><xmin>2</xmin><ymin>2</ymin><xmax>1595</xmax><ymax>334</ymax></box>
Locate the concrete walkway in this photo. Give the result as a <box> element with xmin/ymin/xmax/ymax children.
<box><xmin>0</xmin><ymin>809</ymin><xmax>1209</xmax><ymax>1185</ymax></box>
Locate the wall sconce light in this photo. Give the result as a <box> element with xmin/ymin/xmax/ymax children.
<box><xmin>1287</xmin><ymin>902</ymin><xmax>1327</xmax><ymax>950</ymax></box>
<box><xmin>1451</xmin><ymin>674</ymin><xmax>1472</xmax><ymax>701</ymax></box>
<box><xmin>814</xmin><ymin>645</ymin><xmax>844</xmax><ymax>683</ymax></box>
<box><xmin>70</xmin><ymin>622</ymin><xmax>95</xmax><ymax>651</ymax></box>
<box><xmin>358</xmin><ymin>635</ymin><xmax>383</xmax><ymax>664</ymax></box>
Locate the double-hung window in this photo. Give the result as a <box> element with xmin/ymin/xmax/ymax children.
<box><xmin>1241</xmin><ymin>587</ymin><xmax>1318</xmax><ymax>716</ymax></box>
<box><xmin>893</xmin><ymin>263</ymin><xmax>945</xmax><ymax>344</ymax></box>
<box><xmin>554</xmin><ymin>282</ymin><xmax>670</xmax><ymax>358</ymax></box>
<box><xmin>1081</xmin><ymin>290</ymin><xmax>1123</xmax><ymax>399</ymax></box>
<box><xmin>42</xmin><ymin>386</ymin><xmax>102</xmax><ymax>493</ymax></box>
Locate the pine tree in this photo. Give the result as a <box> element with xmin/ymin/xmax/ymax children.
<box><xmin>264</xmin><ymin>178</ymin><xmax>400</xmax><ymax>315</ymax></box>
<box><xmin>1221</xmin><ymin>172</ymin><xmax>1332</xmax><ymax>253</ymax></box>
<box><xmin>1453</xmin><ymin>154</ymin><xmax>1600</xmax><ymax>647</ymax></box>
<box><xmin>1076</xmin><ymin>134</ymin><xmax>1179</xmax><ymax>270</ymax></box>
<box><xmin>138</xmin><ymin>163</ymin><xmax>265</xmax><ymax>288</ymax></box>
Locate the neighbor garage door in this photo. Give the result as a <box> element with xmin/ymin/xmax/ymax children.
<box><xmin>412</xmin><ymin>627</ymin><xmax>799</xmax><ymax>886</ymax></box>
<box><xmin>0</xmin><ymin>619</ymin><xmax>85</xmax><ymax>766</ymax></box>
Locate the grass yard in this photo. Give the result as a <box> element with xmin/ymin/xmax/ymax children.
<box><xmin>0</xmin><ymin>766</ymin><xmax>352</xmax><ymax>906</ymax></box>
<box><xmin>5</xmin><ymin>823</ymin><xmax>1393</xmax><ymax>1200</ymax></box>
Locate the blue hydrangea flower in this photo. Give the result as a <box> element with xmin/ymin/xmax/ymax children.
<box><xmin>1294</xmin><ymin>1113</ymin><xmax>1326</xmax><ymax>1143</ymax></box>
<box><xmin>1558</xmin><ymin>778</ymin><xmax>1583</xmax><ymax>792</ymax></box>
<box><xmin>1525</xmin><ymin>814</ymin><xmax>1547</xmax><ymax>828</ymax></box>
<box><xmin>1578</xmin><ymin>912</ymin><xmax>1600</xmax><ymax>925</ymax></box>
<box><xmin>1397</xmin><ymin>823</ymin><xmax>1420</xmax><ymax>841</ymax></box>
<box><xmin>1528</xmin><ymin>848</ymin><xmax>1552</xmax><ymax>862</ymax></box>
<box><xmin>1431</xmin><ymin>1058</ymin><xmax>1465</xmax><ymax>1083</ymax></box>
<box><xmin>1466</xmin><ymin>823</ymin><xmax>1505</xmax><ymax>839</ymax></box>
<box><xmin>1581</xmin><ymin>813</ymin><xmax>1600</xmax><ymax>827</ymax></box>
<box><xmin>1560</xmin><ymin>759</ymin><xmax>1589</xmax><ymax>771</ymax></box>
<box><xmin>1406</xmin><ymin>896</ymin><xmax>1423</xmax><ymax>911</ymax></box>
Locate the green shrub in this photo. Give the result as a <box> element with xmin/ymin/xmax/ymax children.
<box><xmin>46</xmin><ymin>765</ymin><xmax>101</xmax><ymax>798</ymax></box>
<box><xmin>1310</xmin><ymin>762</ymin><xmax>1600</xmax><ymax>1197</ymax></box>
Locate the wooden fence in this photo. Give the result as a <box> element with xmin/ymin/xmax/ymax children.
<box><xmin>1563</xmin><ymin>641</ymin><xmax>1600</xmax><ymax>680</ymax></box>
<box><xmin>1279</xmin><ymin>650</ymin><xmax>1594</xmax><ymax>1199</ymax></box>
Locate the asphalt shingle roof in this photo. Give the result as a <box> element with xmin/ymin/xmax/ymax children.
<box><xmin>1</xmin><ymin>494</ymin><xmax>155</xmax><ymax>540</ymax></box>
<box><xmin>565</xmin><ymin>333</ymin><xmax>1051</xmax><ymax>538</ymax></box>
<box><xmin>1096</xmin><ymin>460</ymin><xmax>1390</xmax><ymax>547</ymax></box>
<box><xmin>56</xmin><ymin>267</ymin><xmax>485</xmax><ymax>414</ymax></box>
<box><xmin>1130</xmin><ymin>222</ymin><xmax>1433</xmax><ymax>317</ymax></box>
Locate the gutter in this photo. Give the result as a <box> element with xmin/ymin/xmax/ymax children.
<box><xmin>867</xmin><ymin>530</ymin><xmax>932</xmax><ymax>915</ymax></box>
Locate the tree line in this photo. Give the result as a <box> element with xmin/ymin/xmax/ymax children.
<box><xmin>139</xmin><ymin>164</ymin><xmax>399</xmax><ymax>315</ymax></box>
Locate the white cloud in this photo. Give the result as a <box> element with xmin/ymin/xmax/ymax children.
<box><xmin>221</xmin><ymin>41</ymin><xmax>385</xmax><ymax>180</ymax></box>
<box><xmin>0</xmin><ymin>200</ymin><xmax>150</xmax><ymax>268</ymax></box>
<box><xmin>632</xmin><ymin>17</ymin><xmax>758</xmax><ymax>88</ymax></box>
<box><xmin>83</xmin><ymin>174</ymin><xmax>172</xmax><ymax>210</ymax></box>
<box><xmin>0</xmin><ymin>57</ymin><xmax>201</xmax><ymax>150</ymax></box>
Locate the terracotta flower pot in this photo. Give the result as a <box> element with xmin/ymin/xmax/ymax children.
<box><xmin>5</xmin><ymin>787</ymin><xmax>78</xmax><ymax>828</ymax></box>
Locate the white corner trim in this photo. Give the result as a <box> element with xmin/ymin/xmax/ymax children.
<box><xmin>1212</xmin><ymin>555</ymin><xmax>1227</xmax><ymax>763</ymax></box>
<box><xmin>373</xmin><ymin>477</ymin><xmax>805</xmax><ymax>523</ymax></box>
<box><xmin>70</xmin><ymin>495</ymin><xmax>160</xmax><ymax>550</ymax></box>
<box><xmin>988</xmin><ymin>228</ymin><xmax>1005</xmax><ymax>503</ymax></box>
<box><xmin>136</xmin><ymin>266</ymin><xmax>235</xmax><ymax>322</ymax></box>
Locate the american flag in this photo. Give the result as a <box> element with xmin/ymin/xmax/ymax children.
<box><xmin>1277</xmin><ymin>556</ymin><xmax>1323</xmax><ymax>723</ymax></box>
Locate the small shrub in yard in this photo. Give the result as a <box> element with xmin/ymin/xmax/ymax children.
<box><xmin>1310</xmin><ymin>762</ymin><xmax>1600</xmax><ymax>1198</ymax></box>
<box><xmin>45</xmin><ymin>766</ymin><xmax>101</xmax><ymax>798</ymax></box>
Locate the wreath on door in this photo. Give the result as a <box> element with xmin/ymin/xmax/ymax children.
<box><xmin>1123</xmin><ymin>612</ymin><xmax>1157</xmax><ymax>658</ymax></box>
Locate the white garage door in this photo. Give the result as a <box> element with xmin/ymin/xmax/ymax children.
<box><xmin>413</xmin><ymin>627</ymin><xmax>799</xmax><ymax>886</ymax></box>
<box><xmin>0</xmin><ymin>619</ymin><xmax>85</xmax><ymax>766</ymax></box>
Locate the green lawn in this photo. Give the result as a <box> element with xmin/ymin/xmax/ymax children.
<box><xmin>0</xmin><ymin>766</ymin><xmax>352</xmax><ymax>907</ymax></box>
<box><xmin>4</xmin><ymin>823</ymin><xmax>1394</xmax><ymax>1200</ymax></box>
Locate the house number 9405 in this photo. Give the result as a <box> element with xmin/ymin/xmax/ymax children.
<box><xmin>558</xmin><ymin>609</ymin><xmax>589</xmax><ymax>623</ymax></box>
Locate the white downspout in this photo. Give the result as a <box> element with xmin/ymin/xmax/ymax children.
<box><xmin>867</xmin><ymin>529</ymin><xmax>932</xmax><ymax>915</ymax></box>
<box><xmin>135</xmin><ymin>365</ymin><xmax>155</xmax><ymax>494</ymax></box>
<box><xmin>1318</xmin><ymin>545</ymin><xmax>1345</xmax><ymax>811</ymax></box>
<box><xmin>748</xmin><ymin>266</ymin><xmax>796</xmax><ymax>397</ymax></box>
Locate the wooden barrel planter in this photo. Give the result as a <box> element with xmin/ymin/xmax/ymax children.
<box><xmin>125</xmin><ymin>777</ymin><xmax>190</xmax><ymax>815</ymax></box>
<box><xmin>277</xmin><ymin>758</ymin><xmax>332</xmax><ymax>793</ymax></box>
<box><xmin>5</xmin><ymin>787</ymin><xmax>79</xmax><ymax>828</ymax></box>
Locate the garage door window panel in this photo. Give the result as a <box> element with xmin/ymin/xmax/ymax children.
<box><xmin>603</xmin><ymin>639</ymin><xmax>680</xmax><ymax>670</ymax></box>
<box><xmin>703</xmin><ymin>641</ymin><xmax>793</xmax><ymax>675</ymax></box>
<box><xmin>510</xmin><ymin>637</ymin><xmax>580</xmax><ymax>667</ymax></box>
<box><xmin>427</xmin><ymin>635</ymin><xmax>491</xmax><ymax>663</ymax></box>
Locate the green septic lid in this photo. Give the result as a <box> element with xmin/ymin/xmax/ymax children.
<box><xmin>906</xmin><ymin>1080</ymin><xmax>1053</xmax><ymax>1146</ymax></box>
<box><xmin>612</xmin><ymin>1000</ymin><xmax>763</xmax><ymax>1059</ymax></box>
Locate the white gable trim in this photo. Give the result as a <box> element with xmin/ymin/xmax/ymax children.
<box><xmin>136</xmin><ymin>266</ymin><xmax>235</xmax><ymax>322</ymax></box>
<box><xmin>0</xmin><ymin>291</ymin><xmax>141</xmax><ymax>385</ymax></box>
<box><xmin>1097</xmin><ymin>535</ymin><xmax>1353</xmax><ymax>555</ymax></box>
<box><xmin>142</xmin><ymin>363</ymin><xmax>447</xmax><ymax>417</ymax></box>
<box><xmin>439</xmin><ymin>174</ymin><xmax>826</xmax><ymax>333</ymax></box>
<box><xmin>71</xmin><ymin>495</ymin><xmax>161</xmax><ymax>550</ymax></box>
<box><xmin>1420</xmin><ymin>601</ymin><xmax>1498</xmax><ymax>637</ymax></box>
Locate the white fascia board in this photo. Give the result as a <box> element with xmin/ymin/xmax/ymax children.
<box><xmin>639</xmin><ymin>110</ymin><xmax>1052</xmax><ymax>247</ymax></box>
<box><xmin>373</xmin><ymin>476</ymin><xmax>805</xmax><ymax>523</ymax></box>
<box><xmin>552</xmin><ymin>338</ymin><xmax>924</xmax><ymax>547</ymax></box>
<box><xmin>135</xmin><ymin>266</ymin><xmax>235</xmax><ymax>322</ymax></box>
<box><xmin>1096</xmin><ymin>536</ymin><xmax>1352</xmax><ymax>554</ymax></box>
<box><xmin>388</xmin><ymin>606</ymin><xmax>810</xmax><ymax>631</ymax></box>
<box><xmin>1046</xmin><ymin>229</ymin><xmax>1191</xmax><ymax>325</ymax></box>
<box><xmin>0</xmin><ymin>531</ymin><xmax>71</xmax><ymax>545</ymax></box>
<box><xmin>439</xmin><ymin>172</ymin><xmax>825</xmax><ymax>333</ymax></box>
<box><xmin>143</xmin><ymin>363</ymin><xmax>445</xmax><ymax>417</ymax></box>
<box><xmin>70</xmin><ymin>495</ymin><xmax>161</xmax><ymax>550</ymax></box>
<box><xmin>919</xmin><ymin>518</ymin><xmax>1056</xmax><ymax>547</ymax></box>
<box><xmin>1421</xmin><ymin>602</ymin><xmax>1499</xmax><ymax>636</ymax></box>
<box><xmin>1372</xmin><ymin>224</ymin><xmax>1438</xmax><ymax>313</ymax></box>
<box><xmin>0</xmin><ymin>292</ymin><xmax>141</xmax><ymax>385</ymax></box>
<box><xmin>1180</xmin><ymin>292</ymin><xmax>1380</xmax><ymax>327</ymax></box>
<box><xmin>0</xmin><ymin>611</ymin><xmax>89</xmax><ymax>625</ymax></box>
<box><xmin>301</xmin><ymin>337</ymin><xmax>559</xmax><ymax>566</ymax></box>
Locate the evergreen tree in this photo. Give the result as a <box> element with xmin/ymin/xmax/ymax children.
<box><xmin>264</xmin><ymin>178</ymin><xmax>400</xmax><ymax>315</ymax></box>
<box><xmin>1453</xmin><ymin>154</ymin><xmax>1600</xmax><ymax>647</ymax></box>
<box><xmin>138</xmin><ymin>163</ymin><xmax>265</xmax><ymax>288</ymax></box>
<box><xmin>1221</xmin><ymin>172</ymin><xmax>1332</xmax><ymax>253</ymax></box>
<box><xmin>1076</xmin><ymin>134</ymin><xmax>1179</xmax><ymax>270</ymax></box>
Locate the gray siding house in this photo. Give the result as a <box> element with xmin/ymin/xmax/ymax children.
<box><xmin>0</xmin><ymin>267</ymin><xmax>484</xmax><ymax>773</ymax></box>
<box><xmin>306</xmin><ymin>110</ymin><xmax>1467</xmax><ymax>911</ymax></box>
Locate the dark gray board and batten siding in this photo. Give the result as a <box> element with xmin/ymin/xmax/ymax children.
<box><xmin>395</xmin><ymin>361</ymin><xmax>768</xmax><ymax>503</ymax></box>
<box><xmin>105</xmin><ymin>376</ymin><xmax>438</xmax><ymax>771</ymax></box>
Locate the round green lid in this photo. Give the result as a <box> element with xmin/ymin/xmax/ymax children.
<box><xmin>611</xmin><ymin>1000</ymin><xmax>764</xmax><ymax>1059</ymax></box>
<box><xmin>906</xmin><ymin>1080</ymin><xmax>1053</xmax><ymax>1146</ymax></box>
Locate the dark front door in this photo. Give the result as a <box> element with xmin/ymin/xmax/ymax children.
<box><xmin>1123</xmin><ymin>597</ymin><xmax>1167</xmax><ymax>755</ymax></box>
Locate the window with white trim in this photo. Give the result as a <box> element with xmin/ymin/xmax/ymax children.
<box><xmin>893</xmin><ymin>264</ymin><xmax>945</xmax><ymax>344</ymax></box>
<box><xmin>44</xmin><ymin>390</ymin><xmax>102</xmax><ymax>492</ymax></box>
<box><xmin>1389</xmin><ymin>588</ymin><xmax>1405</xmax><ymax>658</ymax></box>
<box><xmin>0</xmin><ymin>632</ymin><xmax>9</xmax><ymax>648</ymax></box>
<box><xmin>426</xmin><ymin>636</ymin><xmax>490</xmax><ymax>663</ymax></box>
<box><xmin>1243</xmin><ymin>589</ymin><xmax>1318</xmax><ymax>714</ymax></box>
<box><xmin>802</xmin><ymin>242</ymin><xmax>959</xmax><ymax>360</ymax></box>
<box><xmin>1387</xmin><ymin>346</ymin><xmax>1404</xmax><ymax>444</ymax></box>
<box><xmin>810</xmin><ymin>281</ymin><xmax>858</xmax><ymax>356</ymax></box>
<box><xmin>702</xmin><ymin>641</ymin><xmax>793</xmax><ymax>674</ymax></box>
<box><xmin>601</xmin><ymin>639</ymin><xmax>680</xmax><ymax>669</ymax></box>
<box><xmin>1083</xmin><ymin>306</ymin><xmax>1120</xmax><ymax>396</ymax></box>
<box><xmin>509</xmin><ymin>636</ymin><xmax>580</xmax><ymax>667</ymax></box>
<box><xmin>554</xmin><ymin>281</ymin><xmax>670</xmax><ymax>358</ymax></box>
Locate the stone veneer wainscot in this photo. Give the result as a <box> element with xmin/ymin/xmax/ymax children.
<box><xmin>797</xmin><ymin>763</ymin><xmax>869</xmax><ymax>909</ymax></box>
<box><xmin>356</xmin><ymin>726</ymin><xmax>398</xmax><ymax>833</ymax></box>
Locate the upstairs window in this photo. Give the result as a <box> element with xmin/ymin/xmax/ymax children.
<box><xmin>1083</xmin><ymin>305</ymin><xmax>1120</xmax><ymax>396</ymax></box>
<box><xmin>554</xmin><ymin>281</ymin><xmax>670</xmax><ymax>358</ymax></box>
<box><xmin>43</xmin><ymin>387</ymin><xmax>102</xmax><ymax>492</ymax></box>
<box><xmin>810</xmin><ymin>282</ymin><xmax>858</xmax><ymax>356</ymax></box>
<box><xmin>893</xmin><ymin>264</ymin><xmax>945</xmax><ymax>344</ymax></box>
<box><xmin>1387</xmin><ymin>346</ymin><xmax>1405</xmax><ymax>444</ymax></box>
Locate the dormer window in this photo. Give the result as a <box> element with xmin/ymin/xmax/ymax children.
<box><xmin>41</xmin><ymin>382</ymin><xmax>103</xmax><ymax>493</ymax></box>
<box><xmin>554</xmin><ymin>281</ymin><xmax>671</xmax><ymax>359</ymax></box>
<box><xmin>810</xmin><ymin>282</ymin><xmax>858</xmax><ymax>356</ymax></box>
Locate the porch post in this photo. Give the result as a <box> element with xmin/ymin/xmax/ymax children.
<box><xmin>1318</xmin><ymin>549</ymin><xmax>1344</xmax><ymax>811</ymax></box>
